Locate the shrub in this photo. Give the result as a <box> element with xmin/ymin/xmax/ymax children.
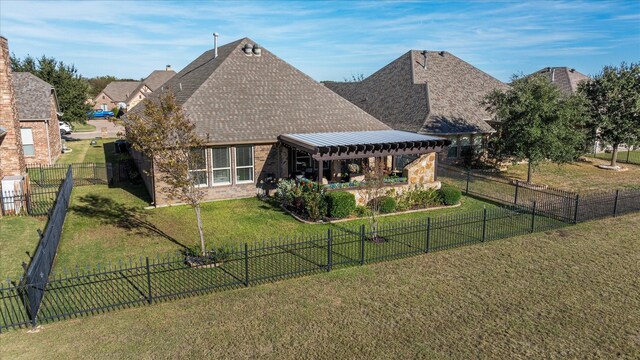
<box><xmin>355</xmin><ymin>205</ymin><xmax>371</xmax><ymax>217</ymax></box>
<box><xmin>378</xmin><ymin>196</ymin><xmax>396</xmax><ymax>214</ymax></box>
<box><xmin>303</xmin><ymin>191</ymin><xmax>327</xmax><ymax>221</ymax></box>
<box><xmin>439</xmin><ymin>184</ymin><xmax>462</xmax><ymax>205</ymax></box>
<box><xmin>275</xmin><ymin>179</ymin><xmax>302</xmax><ymax>207</ymax></box>
<box><xmin>325</xmin><ymin>191</ymin><xmax>356</xmax><ymax>219</ymax></box>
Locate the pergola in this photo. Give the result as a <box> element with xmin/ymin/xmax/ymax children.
<box><xmin>278</xmin><ymin>130</ymin><xmax>450</xmax><ymax>182</ymax></box>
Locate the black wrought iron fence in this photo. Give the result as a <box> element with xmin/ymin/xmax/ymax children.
<box><xmin>27</xmin><ymin>163</ymin><xmax>107</xmax><ymax>187</ymax></box>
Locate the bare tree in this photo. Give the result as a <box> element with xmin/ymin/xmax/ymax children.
<box><xmin>124</xmin><ymin>91</ymin><xmax>207</xmax><ymax>254</ymax></box>
<box><xmin>359</xmin><ymin>159</ymin><xmax>387</xmax><ymax>242</ymax></box>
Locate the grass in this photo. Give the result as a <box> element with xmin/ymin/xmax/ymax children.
<box><xmin>70</xmin><ymin>122</ymin><xmax>96</xmax><ymax>133</ymax></box>
<box><xmin>591</xmin><ymin>150</ymin><xmax>640</xmax><ymax>165</ymax></box>
<box><xmin>0</xmin><ymin>217</ymin><xmax>47</xmax><ymax>279</ymax></box>
<box><xmin>1</xmin><ymin>213</ymin><xmax>638</xmax><ymax>359</ymax></box>
<box><xmin>56</xmin><ymin>139</ymin><xmax>128</xmax><ymax>164</ymax></box>
<box><xmin>45</xmin><ymin>184</ymin><xmax>496</xmax><ymax>272</ymax></box>
<box><xmin>498</xmin><ymin>158</ymin><xmax>640</xmax><ymax>192</ymax></box>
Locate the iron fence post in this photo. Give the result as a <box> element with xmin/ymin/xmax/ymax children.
<box><xmin>425</xmin><ymin>217</ymin><xmax>431</xmax><ymax>253</ymax></box>
<box><xmin>359</xmin><ymin>224</ymin><xmax>365</xmax><ymax>265</ymax></box>
<box><xmin>146</xmin><ymin>257</ymin><xmax>152</xmax><ymax>304</ymax></box>
<box><xmin>465</xmin><ymin>170</ymin><xmax>470</xmax><ymax>194</ymax></box>
<box><xmin>613</xmin><ymin>190</ymin><xmax>619</xmax><ymax>217</ymax></box>
<box><xmin>244</xmin><ymin>243</ymin><xmax>250</xmax><ymax>287</ymax></box>
<box><xmin>327</xmin><ymin>229</ymin><xmax>333</xmax><ymax>272</ymax></box>
<box><xmin>530</xmin><ymin>201</ymin><xmax>537</xmax><ymax>233</ymax></box>
<box><xmin>573</xmin><ymin>194</ymin><xmax>580</xmax><ymax>224</ymax></box>
<box><xmin>481</xmin><ymin>208</ymin><xmax>487</xmax><ymax>242</ymax></box>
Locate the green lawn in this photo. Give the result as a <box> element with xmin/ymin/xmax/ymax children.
<box><xmin>56</xmin><ymin>139</ymin><xmax>128</xmax><ymax>164</ymax></box>
<box><xmin>47</xmin><ymin>184</ymin><xmax>495</xmax><ymax>272</ymax></box>
<box><xmin>71</xmin><ymin>122</ymin><xmax>96</xmax><ymax>132</ymax></box>
<box><xmin>494</xmin><ymin>158</ymin><xmax>640</xmax><ymax>192</ymax></box>
<box><xmin>1</xmin><ymin>213</ymin><xmax>638</xmax><ymax>359</ymax></box>
<box><xmin>0</xmin><ymin>216</ymin><xmax>47</xmax><ymax>279</ymax></box>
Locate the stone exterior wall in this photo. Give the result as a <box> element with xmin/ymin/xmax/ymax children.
<box><xmin>153</xmin><ymin>143</ymin><xmax>281</xmax><ymax>206</ymax></box>
<box><xmin>0</xmin><ymin>36</ymin><xmax>26</xmax><ymax>178</ymax></box>
<box><xmin>333</xmin><ymin>181</ymin><xmax>442</xmax><ymax>206</ymax></box>
<box><xmin>403</xmin><ymin>153</ymin><xmax>436</xmax><ymax>184</ymax></box>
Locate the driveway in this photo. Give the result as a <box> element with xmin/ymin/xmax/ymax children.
<box><xmin>68</xmin><ymin>119</ymin><xmax>124</xmax><ymax>140</ymax></box>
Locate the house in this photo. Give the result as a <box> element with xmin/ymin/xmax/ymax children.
<box><xmin>125</xmin><ymin>66</ymin><xmax>176</xmax><ymax>110</ymax></box>
<box><xmin>92</xmin><ymin>80</ymin><xmax>140</xmax><ymax>111</ymax></box>
<box><xmin>13</xmin><ymin>72</ymin><xmax>63</xmax><ymax>165</ymax></box>
<box><xmin>128</xmin><ymin>37</ymin><xmax>450</xmax><ymax>206</ymax></box>
<box><xmin>323</xmin><ymin>50</ymin><xmax>509</xmax><ymax>160</ymax></box>
<box><xmin>530</xmin><ymin>67</ymin><xmax>590</xmax><ymax>94</ymax></box>
<box><xmin>0</xmin><ymin>36</ymin><xmax>27</xmax><ymax>215</ymax></box>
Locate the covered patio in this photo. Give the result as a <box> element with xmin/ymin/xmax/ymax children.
<box><xmin>278</xmin><ymin>130</ymin><xmax>450</xmax><ymax>191</ymax></box>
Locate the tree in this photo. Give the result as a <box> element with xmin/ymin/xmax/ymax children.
<box><xmin>484</xmin><ymin>73</ymin><xmax>589</xmax><ymax>183</ymax></box>
<box><xmin>359</xmin><ymin>159</ymin><xmax>387</xmax><ymax>241</ymax></box>
<box><xmin>125</xmin><ymin>92</ymin><xmax>208</xmax><ymax>254</ymax></box>
<box><xmin>11</xmin><ymin>54</ymin><xmax>92</xmax><ymax>124</ymax></box>
<box><xmin>86</xmin><ymin>75</ymin><xmax>118</xmax><ymax>98</ymax></box>
<box><xmin>579</xmin><ymin>62</ymin><xmax>640</xmax><ymax>167</ymax></box>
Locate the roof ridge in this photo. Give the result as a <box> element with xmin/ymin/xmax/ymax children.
<box><xmin>178</xmin><ymin>38</ymin><xmax>245</xmax><ymax>80</ymax></box>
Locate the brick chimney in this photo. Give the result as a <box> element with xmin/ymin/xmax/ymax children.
<box><xmin>0</xmin><ymin>36</ymin><xmax>26</xmax><ymax>178</ymax></box>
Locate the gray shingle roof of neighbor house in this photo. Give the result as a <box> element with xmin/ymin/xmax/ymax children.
<box><xmin>531</xmin><ymin>67</ymin><xmax>590</xmax><ymax>94</ymax></box>
<box><xmin>12</xmin><ymin>72</ymin><xmax>61</xmax><ymax>120</ymax></box>
<box><xmin>324</xmin><ymin>51</ymin><xmax>511</xmax><ymax>135</ymax></box>
<box><xmin>130</xmin><ymin>37</ymin><xmax>391</xmax><ymax>145</ymax></box>
<box><xmin>131</xmin><ymin>69</ymin><xmax>177</xmax><ymax>96</ymax></box>
<box><xmin>101</xmin><ymin>81</ymin><xmax>141</xmax><ymax>102</ymax></box>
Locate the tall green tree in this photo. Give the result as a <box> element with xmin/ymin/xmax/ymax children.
<box><xmin>125</xmin><ymin>92</ymin><xmax>207</xmax><ymax>254</ymax></box>
<box><xmin>579</xmin><ymin>62</ymin><xmax>640</xmax><ymax>167</ymax></box>
<box><xmin>11</xmin><ymin>54</ymin><xmax>91</xmax><ymax>124</ymax></box>
<box><xmin>484</xmin><ymin>74</ymin><xmax>589</xmax><ymax>183</ymax></box>
<box><xmin>86</xmin><ymin>75</ymin><xmax>118</xmax><ymax>98</ymax></box>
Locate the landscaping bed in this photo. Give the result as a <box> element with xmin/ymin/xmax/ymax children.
<box><xmin>275</xmin><ymin>178</ymin><xmax>462</xmax><ymax>224</ymax></box>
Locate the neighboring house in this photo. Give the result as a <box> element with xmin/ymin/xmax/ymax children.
<box><xmin>0</xmin><ymin>36</ymin><xmax>27</xmax><ymax>215</ymax></box>
<box><xmin>530</xmin><ymin>67</ymin><xmax>590</xmax><ymax>94</ymax></box>
<box><xmin>13</xmin><ymin>72</ymin><xmax>63</xmax><ymax>165</ymax></box>
<box><xmin>92</xmin><ymin>81</ymin><xmax>140</xmax><ymax>111</ymax></box>
<box><xmin>324</xmin><ymin>50</ymin><xmax>509</xmax><ymax>160</ymax></box>
<box><xmin>129</xmin><ymin>37</ymin><xmax>450</xmax><ymax>206</ymax></box>
<box><xmin>126</xmin><ymin>66</ymin><xmax>176</xmax><ymax>110</ymax></box>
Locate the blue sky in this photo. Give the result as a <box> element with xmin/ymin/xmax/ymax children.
<box><xmin>1</xmin><ymin>0</ymin><xmax>638</xmax><ymax>82</ymax></box>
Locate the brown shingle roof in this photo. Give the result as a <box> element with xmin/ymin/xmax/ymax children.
<box><xmin>131</xmin><ymin>37</ymin><xmax>390</xmax><ymax>144</ymax></box>
<box><xmin>324</xmin><ymin>50</ymin><xmax>510</xmax><ymax>135</ymax></box>
<box><xmin>13</xmin><ymin>72</ymin><xmax>60</xmax><ymax>120</ymax></box>
<box><xmin>532</xmin><ymin>67</ymin><xmax>590</xmax><ymax>94</ymax></box>
<box><xmin>131</xmin><ymin>69</ymin><xmax>176</xmax><ymax>97</ymax></box>
<box><xmin>101</xmin><ymin>81</ymin><xmax>141</xmax><ymax>102</ymax></box>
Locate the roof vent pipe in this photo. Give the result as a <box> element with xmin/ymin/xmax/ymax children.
<box><xmin>213</xmin><ymin>32</ymin><xmax>219</xmax><ymax>58</ymax></box>
<box><xmin>439</xmin><ymin>51</ymin><xmax>445</xmax><ymax>56</ymax></box>
<box><xmin>253</xmin><ymin>44</ymin><xmax>261</xmax><ymax>56</ymax></box>
<box><xmin>421</xmin><ymin>50</ymin><xmax>427</xmax><ymax>69</ymax></box>
<box><xmin>243</xmin><ymin>43</ymin><xmax>254</xmax><ymax>55</ymax></box>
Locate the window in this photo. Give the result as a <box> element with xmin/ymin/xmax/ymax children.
<box><xmin>188</xmin><ymin>148</ymin><xmax>208</xmax><ymax>187</ymax></box>
<box><xmin>21</xmin><ymin>128</ymin><xmax>34</xmax><ymax>156</ymax></box>
<box><xmin>235</xmin><ymin>145</ymin><xmax>254</xmax><ymax>183</ymax></box>
<box><xmin>139</xmin><ymin>95</ymin><xmax>142</xmax><ymax>99</ymax></box>
<box><xmin>211</xmin><ymin>147</ymin><xmax>231</xmax><ymax>185</ymax></box>
<box><xmin>447</xmin><ymin>136</ymin><xmax>458</xmax><ymax>158</ymax></box>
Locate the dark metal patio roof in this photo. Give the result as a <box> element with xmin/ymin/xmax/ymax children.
<box><xmin>278</xmin><ymin>130</ymin><xmax>450</xmax><ymax>160</ymax></box>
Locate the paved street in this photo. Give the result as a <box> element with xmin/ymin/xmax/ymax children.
<box><xmin>68</xmin><ymin>119</ymin><xmax>124</xmax><ymax>139</ymax></box>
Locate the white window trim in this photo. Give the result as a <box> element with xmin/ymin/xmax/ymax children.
<box><xmin>21</xmin><ymin>128</ymin><xmax>35</xmax><ymax>157</ymax></box>
<box><xmin>189</xmin><ymin>148</ymin><xmax>209</xmax><ymax>188</ymax></box>
<box><xmin>211</xmin><ymin>147</ymin><xmax>232</xmax><ymax>186</ymax></box>
<box><xmin>234</xmin><ymin>146</ymin><xmax>254</xmax><ymax>184</ymax></box>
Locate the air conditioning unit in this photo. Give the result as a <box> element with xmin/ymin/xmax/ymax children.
<box><xmin>1</xmin><ymin>176</ymin><xmax>26</xmax><ymax>215</ymax></box>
